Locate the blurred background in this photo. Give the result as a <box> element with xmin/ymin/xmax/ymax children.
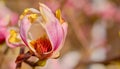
<box><xmin>0</xmin><ymin>0</ymin><xmax>120</xmax><ymax>69</ymax></box>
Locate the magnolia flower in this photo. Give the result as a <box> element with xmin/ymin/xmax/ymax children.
<box><xmin>8</xmin><ymin>3</ymin><xmax>68</xmax><ymax>61</ymax></box>
<box><xmin>0</xmin><ymin>1</ymin><xmax>18</xmax><ymax>44</ymax></box>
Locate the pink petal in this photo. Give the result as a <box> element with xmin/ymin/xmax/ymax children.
<box><xmin>19</xmin><ymin>8</ymin><xmax>40</xmax><ymax>48</ymax></box>
<box><xmin>39</xmin><ymin>3</ymin><xmax>68</xmax><ymax>51</ymax></box>
<box><xmin>55</xmin><ymin>22</ymin><xmax>68</xmax><ymax>52</ymax></box>
<box><xmin>39</xmin><ymin>3</ymin><xmax>61</xmax><ymax>50</ymax></box>
<box><xmin>45</xmin><ymin>20</ymin><xmax>65</xmax><ymax>51</ymax></box>
<box><xmin>39</xmin><ymin>3</ymin><xmax>56</xmax><ymax>23</ymax></box>
<box><xmin>19</xmin><ymin>16</ymin><xmax>31</xmax><ymax>46</ymax></box>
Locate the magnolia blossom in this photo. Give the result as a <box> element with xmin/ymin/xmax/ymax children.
<box><xmin>0</xmin><ymin>1</ymin><xmax>18</xmax><ymax>44</ymax></box>
<box><xmin>8</xmin><ymin>3</ymin><xmax>68</xmax><ymax>61</ymax></box>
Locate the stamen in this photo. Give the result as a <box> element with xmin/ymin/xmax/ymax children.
<box><xmin>20</xmin><ymin>8</ymin><xmax>39</xmax><ymax>23</ymax></box>
<box><xmin>28</xmin><ymin>14</ymin><xmax>38</xmax><ymax>23</ymax></box>
<box><xmin>55</xmin><ymin>9</ymin><xmax>64</xmax><ymax>23</ymax></box>
<box><xmin>30</xmin><ymin>37</ymin><xmax>52</xmax><ymax>54</ymax></box>
<box><xmin>8</xmin><ymin>30</ymin><xmax>20</xmax><ymax>43</ymax></box>
<box><xmin>20</xmin><ymin>8</ymin><xmax>31</xmax><ymax>20</ymax></box>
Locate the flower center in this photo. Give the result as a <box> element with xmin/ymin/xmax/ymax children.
<box><xmin>30</xmin><ymin>37</ymin><xmax>52</xmax><ymax>54</ymax></box>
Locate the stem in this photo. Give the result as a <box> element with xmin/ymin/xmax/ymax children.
<box><xmin>16</xmin><ymin>47</ymin><xmax>25</xmax><ymax>69</ymax></box>
<box><xmin>24</xmin><ymin>60</ymin><xmax>35</xmax><ymax>67</ymax></box>
<box><xmin>20</xmin><ymin>47</ymin><xmax>25</xmax><ymax>54</ymax></box>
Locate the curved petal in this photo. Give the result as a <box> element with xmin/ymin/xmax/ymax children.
<box><xmin>6</xmin><ymin>27</ymin><xmax>24</xmax><ymax>48</ymax></box>
<box><xmin>39</xmin><ymin>3</ymin><xmax>56</xmax><ymax>23</ymax></box>
<box><xmin>39</xmin><ymin>3</ymin><xmax>68</xmax><ymax>52</ymax></box>
<box><xmin>55</xmin><ymin>22</ymin><xmax>68</xmax><ymax>52</ymax></box>
<box><xmin>19</xmin><ymin>8</ymin><xmax>45</xmax><ymax>53</ymax></box>
<box><xmin>45</xmin><ymin>20</ymin><xmax>64</xmax><ymax>51</ymax></box>
<box><xmin>49</xmin><ymin>22</ymin><xmax>68</xmax><ymax>59</ymax></box>
<box><xmin>19</xmin><ymin>16</ymin><xmax>31</xmax><ymax>47</ymax></box>
<box><xmin>39</xmin><ymin>3</ymin><xmax>63</xmax><ymax>51</ymax></box>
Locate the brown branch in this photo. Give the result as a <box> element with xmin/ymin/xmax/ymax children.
<box><xmin>16</xmin><ymin>47</ymin><xmax>25</xmax><ymax>69</ymax></box>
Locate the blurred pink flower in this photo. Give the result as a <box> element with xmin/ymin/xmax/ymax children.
<box><xmin>0</xmin><ymin>1</ymin><xmax>18</xmax><ymax>44</ymax></box>
<box><xmin>99</xmin><ymin>3</ymin><xmax>117</xmax><ymax>20</ymax></box>
<box><xmin>64</xmin><ymin>0</ymin><xmax>94</xmax><ymax>16</ymax></box>
<box><xmin>0</xmin><ymin>27</ymin><xmax>7</xmax><ymax>44</ymax></box>
<box><xmin>65</xmin><ymin>0</ymin><xmax>84</xmax><ymax>9</ymax></box>
<box><xmin>114</xmin><ymin>9</ymin><xmax>120</xmax><ymax>23</ymax></box>
<box><xmin>45</xmin><ymin>0</ymin><xmax>60</xmax><ymax>12</ymax></box>
<box><xmin>8</xmin><ymin>60</ymin><xmax>16</xmax><ymax>69</ymax></box>
<box><xmin>9</xmin><ymin>3</ymin><xmax>68</xmax><ymax>60</ymax></box>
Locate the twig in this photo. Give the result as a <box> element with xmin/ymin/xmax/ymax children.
<box><xmin>16</xmin><ymin>47</ymin><xmax>25</xmax><ymax>69</ymax></box>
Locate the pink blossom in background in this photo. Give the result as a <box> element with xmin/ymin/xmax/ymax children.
<box><xmin>64</xmin><ymin>0</ymin><xmax>94</xmax><ymax>17</ymax></box>
<box><xmin>42</xmin><ymin>59</ymin><xmax>61</xmax><ymax>69</ymax></box>
<box><xmin>0</xmin><ymin>1</ymin><xmax>18</xmax><ymax>26</ymax></box>
<box><xmin>0</xmin><ymin>1</ymin><xmax>18</xmax><ymax>44</ymax></box>
<box><xmin>45</xmin><ymin>0</ymin><xmax>60</xmax><ymax>12</ymax></box>
<box><xmin>91</xmin><ymin>0</ymin><xmax>120</xmax><ymax>22</ymax></box>
<box><xmin>43</xmin><ymin>51</ymin><xmax>80</xmax><ymax>69</ymax></box>
<box><xmin>114</xmin><ymin>9</ymin><xmax>120</xmax><ymax>23</ymax></box>
<box><xmin>8</xmin><ymin>60</ymin><xmax>16</xmax><ymax>69</ymax></box>
<box><xmin>90</xmin><ymin>21</ymin><xmax>107</xmax><ymax>62</ymax></box>
<box><xmin>10</xmin><ymin>13</ymin><xmax>19</xmax><ymax>26</ymax></box>
<box><xmin>65</xmin><ymin>0</ymin><xmax>84</xmax><ymax>9</ymax></box>
<box><xmin>0</xmin><ymin>27</ymin><xmax>7</xmax><ymax>44</ymax></box>
<box><xmin>98</xmin><ymin>3</ymin><xmax>117</xmax><ymax>21</ymax></box>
